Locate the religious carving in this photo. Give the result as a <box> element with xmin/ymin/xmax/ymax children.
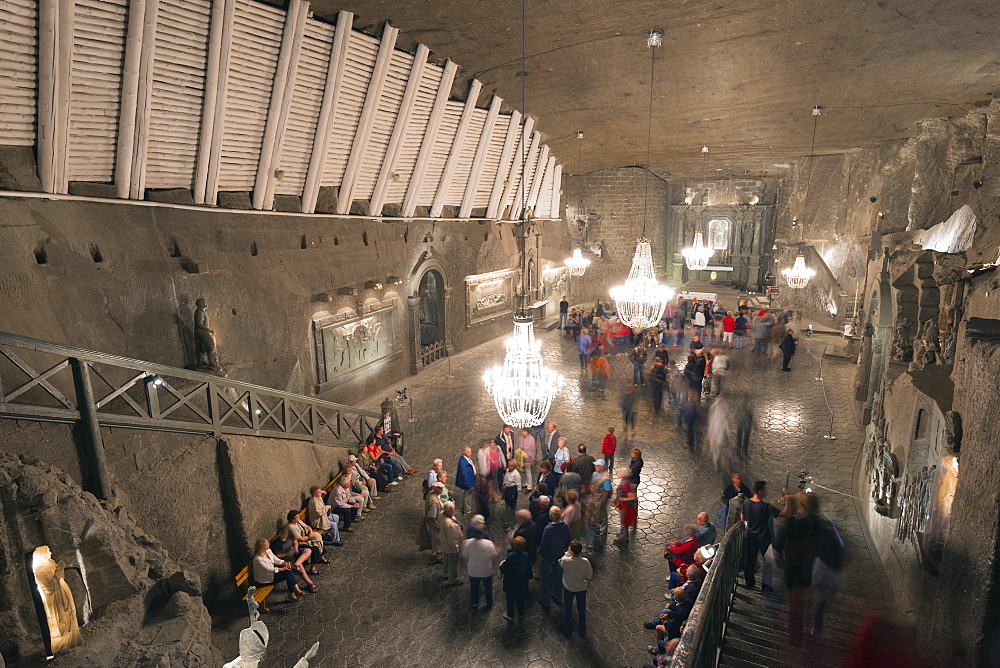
<box><xmin>31</xmin><ymin>546</ymin><xmax>81</xmax><ymax>655</ymax></box>
<box><xmin>466</xmin><ymin>269</ymin><xmax>516</xmax><ymax>327</ymax></box>
<box><xmin>938</xmin><ymin>325</ymin><xmax>956</xmax><ymax>366</ymax></box>
<box><xmin>871</xmin><ymin>441</ymin><xmax>899</xmax><ymax>517</ymax></box>
<box><xmin>944</xmin><ymin>410</ymin><xmax>962</xmax><ymax>452</ymax></box>
<box><xmin>194</xmin><ymin>298</ymin><xmax>221</xmax><ymax>370</ymax></box>
<box><xmin>893</xmin><ymin>317</ymin><xmax>913</xmax><ymax>362</ymax></box>
<box><xmin>896</xmin><ymin>465</ymin><xmax>937</xmax><ymax>542</ymax></box>
<box><xmin>313</xmin><ymin>299</ymin><xmax>398</xmax><ymax>391</ymax></box>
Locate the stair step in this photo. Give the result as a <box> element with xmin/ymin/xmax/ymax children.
<box><xmin>727</xmin><ymin>615</ymin><xmax>861</xmax><ymax>645</ymax></box>
<box><xmin>718</xmin><ymin>656</ymin><xmax>770</xmax><ymax>668</ymax></box>
<box><xmin>724</xmin><ymin>627</ymin><xmax>854</xmax><ymax>662</ymax></box>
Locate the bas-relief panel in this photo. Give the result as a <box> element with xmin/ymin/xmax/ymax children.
<box><xmin>313</xmin><ymin>299</ymin><xmax>400</xmax><ymax>391</ymax></box>
<box><xmin>542</xmin><ymin>266</ymin><xmax>568</xmax><ymax>302</ymax></box>
<box><xmin>466</xmin><ymin>269</ymin><xmax>515</xmax><ymax>327</ymax></box>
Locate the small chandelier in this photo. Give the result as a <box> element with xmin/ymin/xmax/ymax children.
<box><xmin>565</xmin><ymin>248</ymin><xmax>590</xmax><ymax>276</ymax></box>
<box><xmin>782</xmin><ymin>254</ymin><xmax>815</xmax><ymax>288</ymax></box>
<box><xmin>682</xmin><ymin>231</ymin><xmax>713</xmax><ymax>271</ymax></box>
<box><xmin>484</xmin><ymin>314</ymin><xmax>562</xmax><ymax>428</ymax></box>
<box><xmin>611</xmin><ymin>238</ymin><xmax>675</xmax><ymax>328</ymax></box>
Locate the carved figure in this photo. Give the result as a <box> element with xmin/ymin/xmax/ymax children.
<box><xmin>31</xmin><ymin>546</ymin><xmax>81</xmax><ymax>654</ymax></box>
<box><xmin>292</xmin><ymin>643</ymin><xmax>320</xmax><ymax>668</ymax></box>
<box><xmin>194</xmin><ymin>298</ymin><xmax>220</xmax><ymax>369</ymax></box>
<box><xmin>939</xmin><ymin>325</ymin><xmax>956</xmax><ymax>366</ymax></box>
<box><xmin>893</xmin><ymin>317</ymin><xmax>913</xmax><ymax>362</ymax></box>
<box><xmin>923</xmin><ymin>319</ymin><xmax>940</xmax><ymax>352</ymax></box>
<box><xmin>871</xmin><ymin>444</ymin><xmax>899</xmax><ymax>517</ymax></box>
<box><xmin>223</xmin><ymin>587</ymin><xmax>269</xmax><ymax>668</ymax></box>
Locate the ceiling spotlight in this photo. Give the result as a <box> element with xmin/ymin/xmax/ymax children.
<box><xmin>701</xmin><ymin>146</ymin><xmax>709</xmax><ymax>154</ymax></box>
<box><xmin>812</xmin><ymin>106</ymin><xmax>822</xmax><ymax>116</ymax></box>
<box><xmin>869</xmin><ymin>196</ymin><xmax>877</xmax><ymax>203</ymax></box>
<box><xmin>647</xmin><ymin>28</ymin><xmax>663</xmax><ymax>48</ymax></box>
<box><xmin>791</xmin><ymin>217</ymin><xmax>799</xmax><ymax>227</ymax></box>
<box><xmin>973</xmin><ymin>180</ymin><xmax>983</xmax><ymax>189</ymax></box>
<box><xmin>386</xmin><ymin>275</ymin><xmax>402</xmax><ymax>285</ymax></box>
<box><xmin>576</xmin><ymin>130</ymin><xmax>584</xmax><ymax>139</ymax></box>
<box><xmin>149</xmin><ymin>375</ymin><xmax>164</xmax><ymax>387</ymax></box>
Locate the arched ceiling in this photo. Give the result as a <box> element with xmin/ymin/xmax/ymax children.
<box><xmin>308</xmin><ymin>0</ymin><xmax>1000</xmax><ymax>179</ymax></box>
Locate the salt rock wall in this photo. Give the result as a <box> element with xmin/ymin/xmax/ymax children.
<box><xmin>0</xmin><ymin>453</ymin><xmax>221</xmax><ymax>666</ymax></box>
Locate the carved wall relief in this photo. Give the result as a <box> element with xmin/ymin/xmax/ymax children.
<box><xmin>466</xmin><ymin>269</ymin><xmax>516</xmax><ymax>327</ymax></box>
<box><xmin>313</xmin><ymin>299</ymin><xmax>399</xmax><ymax>391</ymax></box>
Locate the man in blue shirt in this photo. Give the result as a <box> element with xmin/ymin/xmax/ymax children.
<box><xmin>538</xmin><ymin>507</ymin><xmax>572</xmax><ymax>609</ymax></box>
<box><xmin>455</xmin><ymin>446</ymin><xmax>478</xmax><ymax>515</ymax></box>
<box><xmin>577</xmin><ymin>328</ymin><xmax>594</xmax><ymax>369</ymax></box>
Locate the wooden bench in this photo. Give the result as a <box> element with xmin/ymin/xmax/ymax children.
<box><xmin>234</xmin><ymin>469</ymin><xmax>347</xmax><ymax>606</ymax></box>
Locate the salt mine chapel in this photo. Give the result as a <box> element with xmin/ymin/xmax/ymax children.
<box><xmin>2</xmin><ymin>0</ymin><xmax>1000</xmax><ymax>666</ymax></box>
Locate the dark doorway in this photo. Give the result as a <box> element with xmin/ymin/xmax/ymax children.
<box><xmin>418</xmin><ymin>270</ymin><xmax>445</xmax><ymax>347</ymax></box>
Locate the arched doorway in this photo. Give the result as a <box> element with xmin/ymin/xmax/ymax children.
<box><xmin>417</xmin><ymin>269</ymin><xmax>446</xmax><ymax>365</ymax></box>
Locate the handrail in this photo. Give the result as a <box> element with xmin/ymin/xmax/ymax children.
<box><xmin>669</xmin><ymin>521</ymin><xmax>746</xmax><ymax>668</ymax></box>
<box><xmin>0</xmin><ymin>330</ymin><xmax>380</xmax><ymax>446</ymax></box>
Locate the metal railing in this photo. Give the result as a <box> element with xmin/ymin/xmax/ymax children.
<box><xmin>669</xmin><ymin>521</ymin><xmax>746</xmax><ymax>668</ymax></box>
<box><xmin>0</xmin><ymin>331</ymin><xmax>381</xmax><ymax>446</ymax></box>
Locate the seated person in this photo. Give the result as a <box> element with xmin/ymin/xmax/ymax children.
<box><xmin>645</xmin><ymin>588</ymin><xmax>693</xmax><ymax>654</ymax></box>
<box><xmin>663</xmin><ymin>524</ymin><xmax>700</xmax><ymax>572</ymax></box>
<box><xmin>366</xmin><ymin>435</ymin><xmax>401</xmax><ymax>482</ymax></box>
<box><xmin>305</xmin><ymin>485</ymin><xmax>342</xmax><ymax>546</ymax></box>
<box><xmin>252</xmin><ymin>538</ymin><xmax>305</xmax><ymax>605</ymax></box>
<box><xmin>348</xmin><ymin>454</ymin><xmax>379</xmax><ymax>509</ymax></box>
<box><xmin>695</xmin><ymin>512</ymin><xmax>717</xmax><ymax>546</ymax></box>
<box><xmin>361</xmin><ymin>440</ymin><xmax>397</xmax><ymax>489</ymax></box>
<box><xmin>270</xmin><ymin>525</ymin><xmax>318</xmax><ymax>591</ymax></box>
<box><xmin>286</xmin><ymin>509</ymin><xmax>329</xmax><ymax>566</ymax></box>
<box><xmin>375</xmin><ymin>426</ymin><xmax>417</xmax><ymax>475</ymax></box>
<box><xmin>332</xmin><ymin>476</ymin><xmax>361</xmax><ymax>532</ymax></box>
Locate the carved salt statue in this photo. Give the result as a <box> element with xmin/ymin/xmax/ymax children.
<box><xmin>910</xmin><ymin>320</ymin><xmax>928</xmax><ymax>371</ymax></box>
<box><xmin>223</xmin><ymin>588</ymin><xmax>268</xmax><ymax>668</ymax></box>
<box><xmin>292</xmin><ymin>642</ymin><xmax>320</xmax><ymax>668</ymax></box>
<box><xmin>892</xmin><ymin>317</ymin><xmax>913</xmax><ymax>361</ymax></box>
<box><xmin>194</xmin><ymin>298</ymin><xmax>221</xmax><ymax>370</ymax></box>
<box><xmin>31</xmin><ymin>546</ymin><xmax>81</xmax><ymax>654</ymax></box>
<box><xmin>923</xmin><ymin>318</ymin><xmax>940</xmax><ymax>356</ymax></box>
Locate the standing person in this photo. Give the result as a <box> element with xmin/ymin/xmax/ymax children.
<box><xmin>741</xmin><ymin>480</ymin><xmax>787</xmax><ymax>589</ymax></box>
<box><xmin>722</xmin><ymin>311</ymin><xmax>736</xmax><ymax>348</ymax></box>
<box><xmin>601</xmin><ymin>426</ymin><xmax>617</xmax><ymax>473</ymax></box>
<box><xmin>590</xmin><ymin>349</ymin><xmax>611</xmax><ymax>392</ymax></box>
<box><xmin>544</xmin><ymin>422</ymin><xmax>561</xmax><ymax>460</ymax></box>
<box><xmin>578</xmin><ymin>328</ymin><xmax>594</xmax><ymax>369</ymax></box>
<box><xmin>750</xmin><ymin>314</ymin><xmax>768</xmax><ymax>354</ymax></box>
<box><xmin>500</xmin><ymin>537</ymin><xmax>532</xmax><ymax>622</ymax></box>
<box><xmin>684</xmin><ymin>348</ymin><xmax>707</xmax><ymax>395</ymax></box>
<box><xmin>734</xmin><ymin>394</ymin><xmax>754</xmax><ymax>460</ymax></box>
<box><xmin>560</xmin><ymin>541</ymin><xmax>593</xmax><ymax>638</ymax></box>
<box><xmin>620</xmin><ymin>386</ymin><xmax>637</xmax><ymax>438</ymax></box>
<box><xmin>779</xmin><ymin>328</ymin><xmax>798</xmax><ymax>372</ymax></box>
<box><xmin>722</xmin><ymin>472</ymin><xmax>752</xmax><ymax>528</ymax></box>
<box><xmin>538</xmin><ymin>507</ymin><xmax>572</xmax><ymax>610</ymax></box>
<box><xmin>589</xmin><ymin>459</ymin><xmax>613</xmax><ymax>550</ymax></box>
<box><xmin>671</xmin><ymin>305</ymin><xmax>685</xmax><ymax>346</ymax></box>
<box><xmin>562</xmin><ymin>489</ymin><xmax>585</xmax><ymax>541</ymax></box>
<box><xmin>707</xmin><ymin>391</ymin><xmax>731</xmax><ymax>472</ymax></box>
<box><xmin>769</xmin><ymin>317</ymin><xmax>786</xmax><ymax>362</ymax></box>
<box><xmin>631</xmin><ymin>343</ymin><xmax>648</xmax><ymax>386</ymax></box>
<box><xmin>710</xmin><ymin>348</ymin><xmax>730</xmax><ymax>396</ymax></box>
<box><xmin>650</xmin><ymin>358</ymin><xmax>668</xmax><ymax>414</ymax></box>
<box><xmin>558</xmin><ymin>296</ymin><xmax>570</xmax><ymax>335</ymax></box>
<box><xmin>495</xmin><ymin>425</ymin><xmax>515</xmax><ymax>462</ymax></box>
<box><xmin>460</xmin><ymin>526</ymin><xmax>499</xmax><ymax>611</ymax></box>
<box><xmin>570</xmin><ymin>444</ymin><xmax>596</xmax><ymax>481</ymax></box>
<box><xmin>479</xmin><ymin>440</ymin><xmax>506</xmax><ymax>490</ymax></box>
<box><xmin>420</xmin><ymin>482</ymin><xmax>446</xmax><ymax>562</ymax></box>
<box><xmin>510</xmin><ymin>509</ymin><xmax>539</xmax><ymax>566</ymax></box>
<box><xmin>554</xmin><ymin>437</ymin><xmax>571</xmax><ymax>474</ymax></box>
<box><xmin>692</xmin><ymin>305</ymin><xmax>706</xmax><ymax>339</ymax></box>
<box><xmin>734</xmin><ymin>311</ymin><xmax>748</xmax><ymax>349</ymax></box>
<box><xmin>613</xmin><ymin>468</ymin><xmax>638</xmax><ymax>544</ymax></box>
<box><xmin>682</xmin><ymin>390</ymin><xmax>701</xmax><ymax>449</ymax></box>
<box><xmin>439</xmin><ymin>502</ymin><xmax>464</xmax><ymax>587</ymax></box>
<box><xmin>455</xmin><ymin>446</ymin><xmax>478</xmax><ymax>515</ymax></box>
<box><xmin>538</xmin><ymin>461</ymin><xmax>560</xmax><ymax>497</ymax></box>
<box><xmin>502</xmin><ymin>460</ymin><xmax>522</xmax><ymax>525</ymax></box>
<box><xmin>518</xmin><ymin>428</ymin><xmax>536</xmax><ymax>490</ymax></box>
<box><xmin>628</xmin><ymin>447</ymin><xmax>644</xmax><ymax>490</ymax></box>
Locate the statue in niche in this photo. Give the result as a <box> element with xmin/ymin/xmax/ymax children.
<box><xmin>31</xmin><ymin>546</ymin><xmax>81</xmax><ymax>655</ymax></box>
<box><xmin>939</xmin><ymin>325</ymin><xmax>956</xmax><ymax>366</ymax></box>
<box><xmin>194</xmin><ymin>298</ymin><xmax>221</xmax><ymax>370</ymax></box>
<box><xmin>945</xmin><ymin>410</ymin><xmax>963</xmax><ymax>451</ymax></box>
<box><xmin>871</xmin><ymin>443</ymin><xmax>899</xmax><ymax>517</ymax></box>
<box><xmin>893</xmin><ymin>317</ymin><xmax>913</xmax><ymax>362</ymax></box>
<box><xmin>420</xmin><ymin>287</ymin><xmax>438</xmax><ymax>327</ymax></box>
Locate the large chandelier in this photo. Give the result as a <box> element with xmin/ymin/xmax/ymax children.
<box><xmin>484</xmin><ymin>314</ymin><xmax>562</xmax><ymax>428</ymax></box>
<box><xmin>565</xmin><ymin>248</ymin><xmax>590</xmax><ymax>276</ymax></box>
<box><xmin>611</xmin><ymin>238</ymin><xmax>675</xmax><ymax>328</ymax></box>
<box><xmin>682</xmin><ymin>231</ymin><xmax>713</xmax><ymax>271</ymax></box>
<box><xmin>782</xmin><ymin>254</ymin><xmax>815</xmax><ymax>288</ymax></box>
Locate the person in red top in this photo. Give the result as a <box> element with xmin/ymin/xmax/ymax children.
<box><xmin>663</xmin><ymin>524</ymin><xmax>700</xmax><ymax>577</ymax></box>
<box><xmin>722</xmin><ymin>312</ymin><xmax>736</xmax><ymax>349</ymax></box>
<box><xmin>601</xmin><ymin>427</ymin><xmax>617</xmax><ymax>472</ymax></box>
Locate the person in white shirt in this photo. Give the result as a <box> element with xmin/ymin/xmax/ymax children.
<box><xmin>348</xmin><ymin>454</ymin><xmax>378</xmax><ymax>511</ymax></box>
<box><xmin>427</xmin><ymin>459</ymin><xmax>443</xmax><ymax>487</ymax></box>
<box><xmin>502</xmin><ymin>460</ymin><xmax>522</xmax><ymax>524</ymax></box>
<box><xmin>710</xmin><ymin>348</ymin><xmax>730</xmax><ymax>395</ymax></box>
<box><xmin>252</xmin><ymin>538</ymin><xmax>304</xmax><ymax>606</ymax></box>
<box><xmin>518</xmin><ymin>429</ymin><xmax>536</xmax><ymax>490</ymax></box>
<box><xmin>554</xmin><ymin>437</ymin><xmax>571</xmax><ymax>474</ymax></box>
<box><xmin>460</xmin><ymin>528</ymin><xmax>499</xmax><ymax>611</ymax></box>
<box><xmin>559</xmin><ymin>540</ymin><xmax>594</xmax><ymax>637</ymax></box>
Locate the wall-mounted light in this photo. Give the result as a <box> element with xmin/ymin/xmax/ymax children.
<box><xmin>364</xmin><ymin>281</ymin><xmax>383</xmax><ymax>290</ymax></box>
<box><xmin>386</xmin><ymin>276</ymin><xmax>402</xmax><ymax>285</ymax></box>
<box><xmin>576</xmin><ymin>130</ymin><xmax>584</xmax><ymax>139</ymax></box>
<box><xmin>869</xmin><ymin>196</ymin><xmax>877</xmax><ymax>203</ymax></box>
<box><xmin>337</xmin><ymin>287</ymin><xmax>358</xmax><ymax>296</ymax></box>
<box><xmin>973</xmin><ymin>180</ymin><xmax>983</xmax><ymax>189</ymax></box>
<box><xmin>877</xmin><ymin>211</ymin><xmax>885</xmax><ymax>219</ymax></box>
<box><xmin>791</xmin><ymin>217</ymin><xmax>799</xmax><ymax>227</ymax></box>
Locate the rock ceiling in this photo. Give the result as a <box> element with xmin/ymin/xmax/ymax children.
<box><xmin>303</xmin><ymin>0</ymin><xmax>1000</xmax><ymax>179</ymax></box>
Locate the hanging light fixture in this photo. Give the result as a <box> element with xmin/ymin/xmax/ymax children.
<box><xmin>483</xmin><ymin>0</ymin><xmax>561</xmax><ymax>427</ymax></box>
<box><xmin>611</xmin><ymin>29</ymin><xmax>674</xmax><ymax>328</ymax></box>
<box><xmin>782</xmin><ymin>254</ymin><xmax>815</xmax><ymax>288</ymax></box>
<box><xmin>484</xmin><ymin>314</ymin><xmax>562</xmax><ymax>428</ymax></box>
<box><xmin>781</xmin><ymin>106</ymin><xmax>820</xmax><ymax>289</ymax></box>
<box><xmin>565</xmin><ymin>248</ymin><xmax>590</xmax><ymax>276</ymax></box>
<box><xmin>682</xmin><ymin>231</ymin><xmax>713</xmax><ymax>271</ymax></box>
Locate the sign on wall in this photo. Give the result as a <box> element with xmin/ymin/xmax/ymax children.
<box><xmin>466</xmin><ymin>269</ymin><xmax>515</xmax><ymax>327</ymax></box>
<box><xmin>313</xmin><ymin>299</ymin><xmax>399</xmax><ymax>391</ymax></box>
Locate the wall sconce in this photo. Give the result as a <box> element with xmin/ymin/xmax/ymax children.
<box><xmin>791</xmin><ymin>217</ymin><xmax>799</xmax><ymax>227</ymax></box>
<box><xmin>877</xmin><ymin>211</ymin><xmax>885</xmax><ymax>220</ymax></box>
<box><xmin>385</xmin><ymin>276</ymin><xmax>403</xmax><ymax>285</ymax></box>
<box><xmin>973</xmin><ymin>180</ymin><xmax>983</xmax><ymax>189</ymax></box>
<box><xmin>364</xmin><ymin>281</ymin><xmax>383</xmax><ymax>290</ymax></box>
<box><xmin>337</xmin><ymin>287</ymin><xmax>357</xmax><ymax>296</ymax></box>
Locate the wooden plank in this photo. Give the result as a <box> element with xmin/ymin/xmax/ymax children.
<box><xmin>485</xmin><ymin>111</ymin><xmax>520</xmax><ymax>220</ymax></box>
<box><xmin>550</xmin><ymin>163</ymin><xmax>563</xmax><ymax>219</ymax></box>
<box><xmin>37</xmin><ymin>0</ymin><xmax>72</xmax><ymax>193</ymax></box>
<box><xmin>115</xmin><ymin>0</ymin><xmax>146</xmax><ymax>197</ymax></box>
<box><xmin>301</xmin><ymin>10</ymin><xmax>352</xmax><ymax>213</ymax></box>
<box><xmin>526</xmin><ymin>144</ymin><xmax>549</xmax><ymax>212</ymax></box>
<box><xmin>459</xmin><ymin>95</ymin><xmax>501</xmax><ymax>217</ymax></box>
<box><xmin>253</xmin><ymin>0</ymin><xmax>308</xmax><ymax>210</ymax></box>
<box><xmin>195</xmin><ymin>0</ymin><xmax>235</xmax><ymax>204</ymax></box>
<box><xmin>401</xmin><ymin>58</ymin><xmax>457</xmax><ymax>217</ymax></box>
<box><xmin>368</xmin><ymin>43</ymin><xmax>428</xmax><ymax>216</ymax></box>
<box><xmin>495</xmin><ymin>115</ymin><xmax>533</xmax><ymax>220</ymax></box>
<box><xmin>130</xmin><ymin>0</ymin><xmax>159</xmax><ymax>199</ymax></box>
<box><xmin>510</xmin><ymin>129</ymin><xmax>541</xmax><ymax>220</ymax></box>
<box><xmin>335</xmin><ymin>22</ymin><xmax>399</xmax><ymax>214</ymax></box>
<box><xmin>429</xmin><ymin>79</ymin><xmax>482</xmax><ymax>217</ymax></box>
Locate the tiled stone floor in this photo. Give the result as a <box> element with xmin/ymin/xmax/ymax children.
<box><xmin>212</xmin><ymin>325</ymin><xmax>886</xmax><ymax>667</ymax></box>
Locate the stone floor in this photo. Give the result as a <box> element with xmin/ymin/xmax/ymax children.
<box><xmin>212</xmin><ymin>323</ymin><xmax>887</xmax><ymax>667</ymax></box>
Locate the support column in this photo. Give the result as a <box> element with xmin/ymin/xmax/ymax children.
<box><xmin>70</xmin><ymin>358</ymin><xmax>111</xmax><ymax>500</ymax></box>
<box><xmin>443</xmin><ymin>286</ymin><xmax>454</xmax><ymax>356</ymax></box>
<box><xmin>407</xmin><ymin>295</ymin><xmax>421</xmax><ymax>375</ymax></box>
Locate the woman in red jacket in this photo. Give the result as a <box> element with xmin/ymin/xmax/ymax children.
<box><xmin>722</xmin><ymin>312</ymin><xmax>736</xmax><ymax>349</ymax></box>
<box><xmin>664</xmin><ymin>524</ymin><xmax>700</xmax><ymax>577</ymax></box>
<box><xmin>601</xmin><ymin>426</ymin><xmax>617</xmax><ymax>471</ymax></box>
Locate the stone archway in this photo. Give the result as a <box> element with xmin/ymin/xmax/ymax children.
<box><xmin>406</xmin><ymin>258</ymin><xmax>452</xmax><ymax>374</ymax></box>
<box><xmin>418</xmin><ymin>270</ymin><xmax>445</xmax><ymax>346</ymax></box>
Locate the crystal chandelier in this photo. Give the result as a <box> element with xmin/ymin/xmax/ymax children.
<box><xmin>611</xmin><ymin>238</ymin><xmax>675</xmax><ymax>328</ymax></box>
<box><xmin>782</xmin><ymin>254</ymin><xmax>815</xmax><ymax>288</ymax></box>
<box><xmin>681</xmin><ymin>231</ymin><xmax>713</xmax><ymax>271</ymax></box>
<box><xmin>564</xmin><ymin>248</ymin><xmax>590</xmax><ymax>276</ymax></box>
<box><xmin>483</xmin><ymin>314</ymin><xmax>562</xmax><ymax>428</ymax></box>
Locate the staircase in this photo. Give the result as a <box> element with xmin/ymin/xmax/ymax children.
<box><xmin>718</xmin><ymin>587</ymin><xmax>881</xmax><ymax>668</ymax></box>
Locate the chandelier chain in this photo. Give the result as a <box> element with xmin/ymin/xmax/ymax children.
<box><xmin>642</xmin><ymin>35</ymin><xmax>657</xmax><ymax>238</ymax></box>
